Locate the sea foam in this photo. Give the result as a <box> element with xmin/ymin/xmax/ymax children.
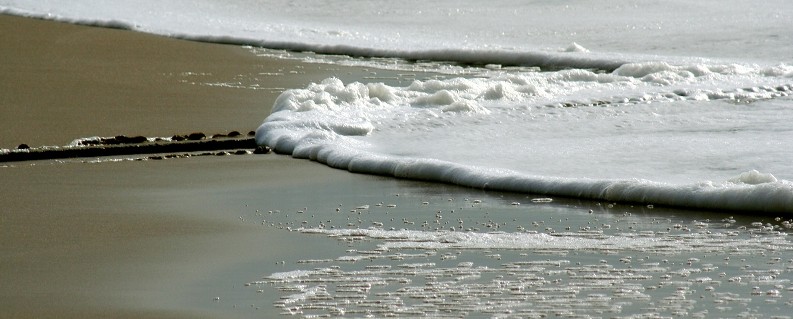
<box><xmin>4</xmin><ymin>0</ymin><xmax>793</xmax><ymax>68</ymax></box>
<box><xmin>257</xmin><ymin>64</ymin><xmax>793</xmax><ymax>214</ymax></box>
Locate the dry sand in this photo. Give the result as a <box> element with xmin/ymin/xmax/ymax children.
<box><xmin>0</xmin><ymin>14</ymin><xmax>434</xmax><ymax>318</ymax></box>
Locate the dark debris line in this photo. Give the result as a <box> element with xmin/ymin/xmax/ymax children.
<box><xmin>1</xmin><ymin>131</ymin><xmax>272</xmax><ymax>163</ymax></box>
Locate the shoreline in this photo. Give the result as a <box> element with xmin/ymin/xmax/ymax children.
<box><xmin>0</xmin><ymin>14</ymin><xmax>426</xmax><ymax>149</ymax></box>
<box><xmin>0</xmin><ymin>14</ymin><xmax>437</xmax><ymax>318</ymax></box>
<box><xmin>3</xmin><ymin>13</ymin><xmax>790</xmax><ymax>319</ymax></box>
<box><xmin>1</xmin><ymin>153</ymin><xmax>371</xmax><ymax>318</ymax></box>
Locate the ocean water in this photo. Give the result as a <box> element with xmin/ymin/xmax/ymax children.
<box><xmin>4</xmin><ymin>1</ymin><xmax>793</xmax><ymax>317</ymax></box>
<box><xmin>7</xmin><ymin>0</ymin><xmax>791</xmax><ymax>213</ymax></box>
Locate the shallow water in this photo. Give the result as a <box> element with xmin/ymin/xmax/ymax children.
<box><xmin>9</xmin><ymin>155</ymin><xmax>791</xmax><ymax>317</ymax></box>
<box><xmin>223</xmin><ymin>172</ymin><xmax>793</xmax><ymax>318</ymax></box>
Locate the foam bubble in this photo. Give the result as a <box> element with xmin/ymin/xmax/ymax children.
<box><xmin>564</xmin><ymin>42</ymin><xmax>590</xmax><ymax>53</ymax></box>
<box><xmin>729</xmin><ymin>170</ymin><xmax>778</xmax><ymax>185</ymax></box>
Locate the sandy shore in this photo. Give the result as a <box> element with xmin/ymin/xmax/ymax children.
<box><xmin>0</xmin><ymin>14</ymin><xmax>433</xmax><ymax>318</ymax></box>
<box><xmin>2</xmin><ymin>153</ymin><xmax>402</xmax><ymax>318</ymax></box>
<box><xmin>1</xmin><ymin>15</ymin><xmax>266</xmax><ymax>148</ymax></box>
<box><xmin>0</xmin><ymin>14</ymin><xmax>418</xmax><ymax>149</ymax></box>
<box><xmin>3</xmin><ymin>15</ymin><xmax>789</xmax><ymax>318</ymax></box>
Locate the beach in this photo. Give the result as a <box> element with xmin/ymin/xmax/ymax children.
<box><xmin>2</xmin><ymin>151</ymin><xmax>427</xmax><ymax>318</ymax></box>
<box><xmin>3</xmin><ymin>13</ymin><xmax>793</xmax><ymax>319</ymax></box>
<box><xmin>0</xmin><ymin>14</ymin><xmax>420</xmax><ymax>149</ymax></box>
<box><xmin>0</xmin><ymin>14</ymin><xmax>433</xmax><ymax>318</ymax></box>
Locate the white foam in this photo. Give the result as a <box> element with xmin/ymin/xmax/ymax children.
<box><xmin>257</xmin><ymin>68</ymin><xmax>793</xmax><ymax>212</ymax></box>
<box><xmin>302</xmin><ymin>227</ymin><xmax>791</xmax><ymax>253</ymax></box>
<box><xmin>3</xmin><ymin>1</ymin><xmax>793</xmax><ymax>66</ymax></box>
<box><xmin>728</xmin><ymin>170</ymin><xmax>779</xmax><ymax>185</ymax></box>
<box><xmin>257</xmin><ymin>206</ymin><xmax>793</xmax><ymax>318</ymax></box>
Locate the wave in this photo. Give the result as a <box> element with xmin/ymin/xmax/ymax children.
<box><xmin>195</xmin><ymin>38</ymin><xmax>629</xmax><ymax>72</ymax></box>
<box><xmin>5</xmin><ymin>1</ymin><xmax>793</xmax><ymax>70</ymax></box>
<box><xmin>256</xmin><ymin>65</ymin><xmax>793</xmax><ymax>214</ymax></box>
<box><xmin>0</xmin><ymin>8</ymin><xmax>635</xmax><ymax>72</ymax></box>
<box><xmin>5</xmin><ymin>7</ymin><xmax>790</xmax><ymax>73</ymax></box>
<box><xmin>258</xmin><ymin>133</ymin><xmax>793</xmax><ymax>213</ymax></box>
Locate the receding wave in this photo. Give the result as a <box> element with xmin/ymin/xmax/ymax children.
<box><xmin>257</xmin><ymin>66</ymin><xmax>793</xmax><ymax>214</ymax></box>
<box><xmin>2</xmin><ymin>8</ymin><xmax>627</xmax><ymax>71</ymax></box>
<box><xmin>258</xmin><ymin>132</ymin><xmax>793</xmax><ymax>213</ymax></box>
<box><xmin>193</xmin><ymin>37</ymin><xmax>629</xmax><ymax>72</ymax></box>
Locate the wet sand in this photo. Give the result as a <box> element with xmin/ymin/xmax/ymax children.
<box><xmin>0</xmin><ymin>14</ymin><xmax>414</xmax><ymax>149</ymax></box>
<box><xmin>0</xmin><ymin>14</ymin><xmax>429</xmax><ymax>318</ymax></box>
<box><xmin>1</xmin><ymin>153</ymin><xmax>398</xmax><ymax>318</ymax></box>
<box><xmin>1</xmin><ymin>14</ymin><xmax>267</xmax><ymax>148</ymax></box>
